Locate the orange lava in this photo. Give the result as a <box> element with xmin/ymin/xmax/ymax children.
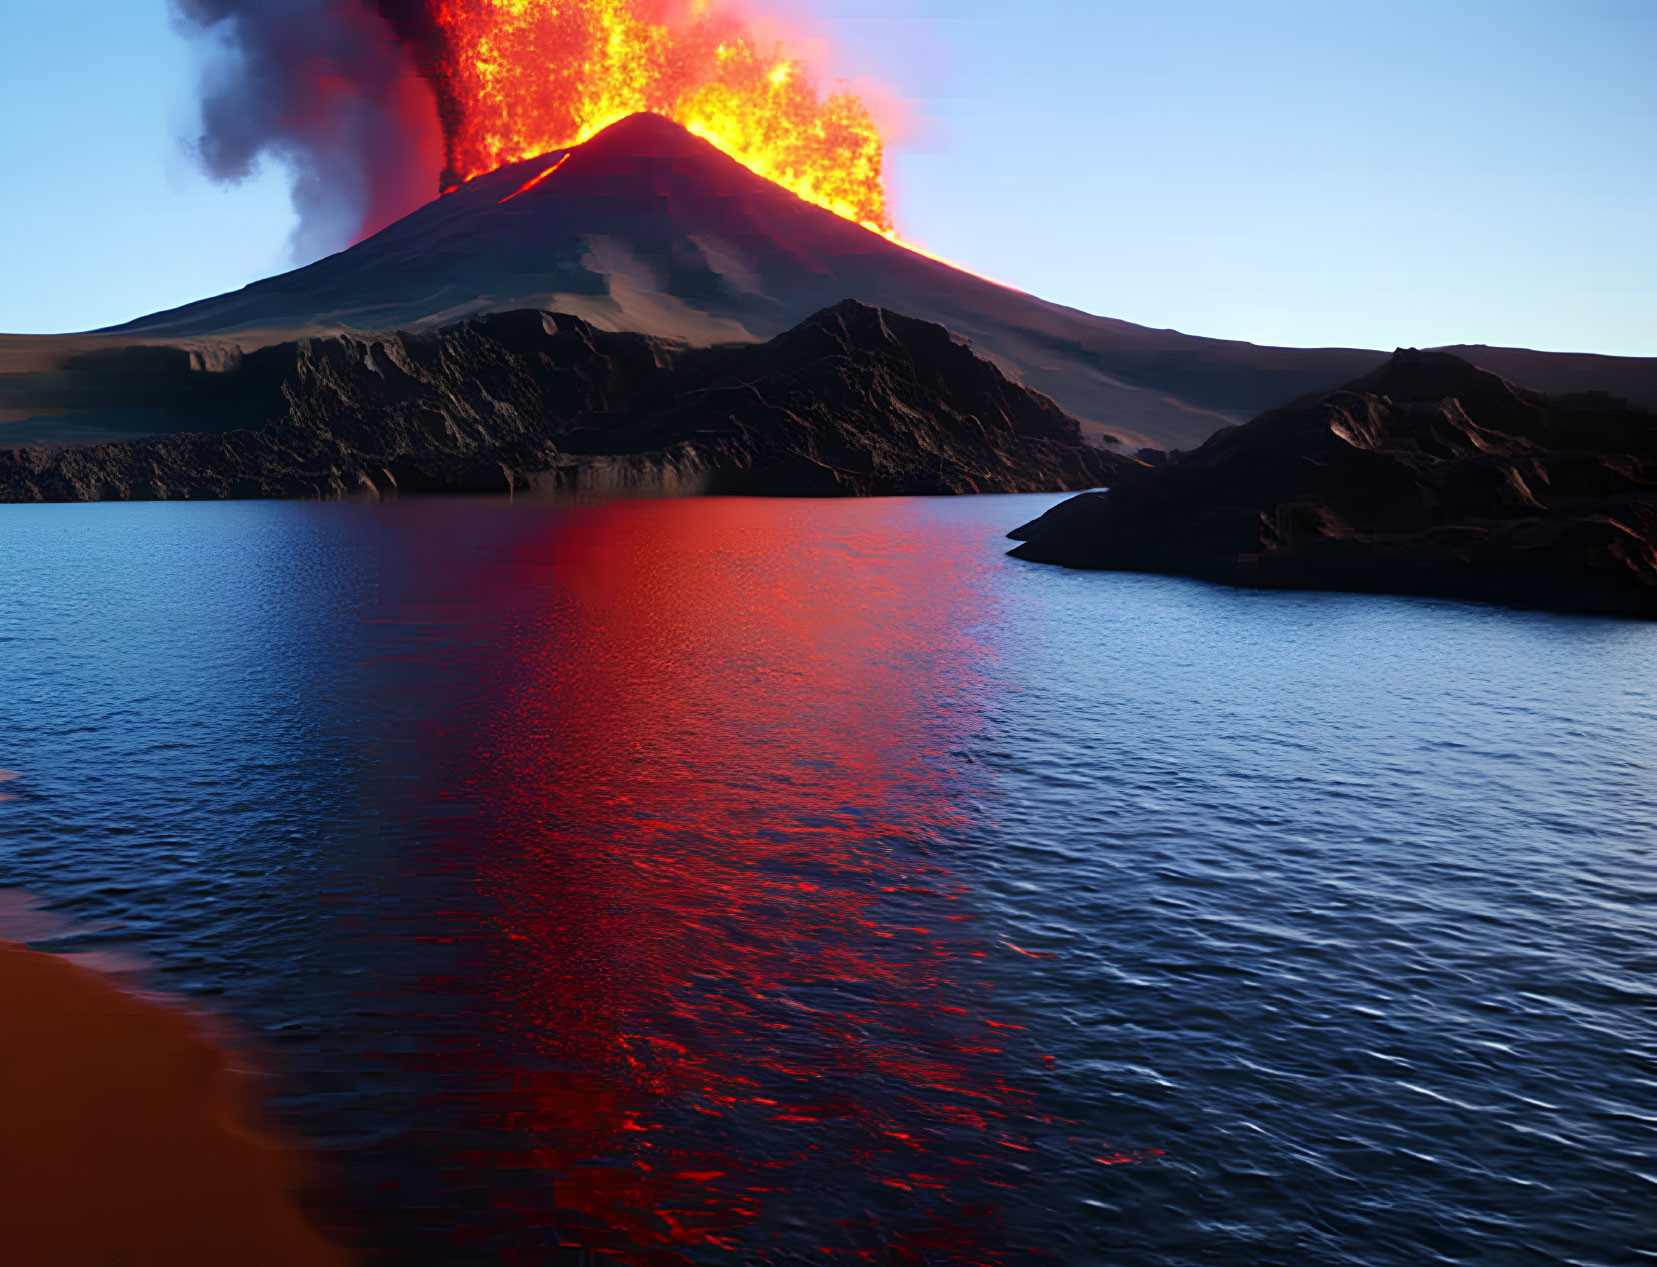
<box><xmin>430</xmin><ymin>0</ymin><xmax>892</xmax><ymax>231</ymax></box>
<box><xmin>499</xmin><ymin>152</ymin><xmax>571</xmax><ymax>203</ymax></box>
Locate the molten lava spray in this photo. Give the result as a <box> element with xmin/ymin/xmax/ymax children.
<box><xmin>178</xmin><ymin>0</ymin><xmax>893</xmax><ymax>249</ymax></box>
<box><xmin>424</xmin><ymin>0</ymin><xmax>891</xmax><ymax>231</ymax></box>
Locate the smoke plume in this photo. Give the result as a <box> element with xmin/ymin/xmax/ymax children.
<box><xmin>173</xmin><ymin>0</ymin><xmax>443</xmax><ymax>260</ymax></box>
<box><xmin>174</xmin><ymin>0</ymin><xmax>894</xmax><ymax>253</ymax></box>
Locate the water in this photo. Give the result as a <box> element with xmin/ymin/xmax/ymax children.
<box><xmin>1</xmin><ymin>494</ymin><xmax>1653</xmax><ymax>1266</ymax></box>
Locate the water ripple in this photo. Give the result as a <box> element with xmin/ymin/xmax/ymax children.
<box><xmin>0</xmin><ymin>495</ymin><xmax>1653</xmax><ymax>1264</ymax></box>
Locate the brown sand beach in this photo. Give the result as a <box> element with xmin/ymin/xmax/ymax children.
<box><xmin>0</xmin><ymin>934</ymin><xmax>348</xmax><ymax>1266</ymax></box>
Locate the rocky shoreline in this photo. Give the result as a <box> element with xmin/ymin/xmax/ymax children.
<box><xmin>1010</xmin><ymin>350</ymin><xmax>1657</xmax><ymax>617</ymax></box>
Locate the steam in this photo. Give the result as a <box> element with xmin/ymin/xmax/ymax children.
<box><xmin>173</xmin><ymin>0</ymin><xmax>443</xmax><ymax>261</ymax></box>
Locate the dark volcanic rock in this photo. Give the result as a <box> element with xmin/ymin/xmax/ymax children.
<box><xmin>1009</xmin><ymin>349</ymin><xmax>1657</xmax><ymax>616</ymax></box>
<box><xmin>11</xmin><ymin>115</ymin><xmax>1657</xmax><ymax>453</ymax></box>
<box><xmin>0</xmin><ymin>301</ymin><xmax>1132</xmax><ymax>503</ymax></box>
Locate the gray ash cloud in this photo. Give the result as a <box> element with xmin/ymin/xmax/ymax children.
<box><xmin>173</xmin><ymin>0</ymin><xmax>444</xmax><ymax>259</ymax></box>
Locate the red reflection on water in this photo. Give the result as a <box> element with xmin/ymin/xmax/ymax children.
<box><xmin>407</xmin><ymin>498</ymin><xmax>1055</xmax><ymax>1261</ymax></box>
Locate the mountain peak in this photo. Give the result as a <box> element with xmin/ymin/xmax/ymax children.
<box><xmin>64</xmin><ymin>113</ymin><xmax>1635</xmax><ymax>458</ymax></box>
<box><xmin>482</xmin><ymin>109</ymin><xmax>780</xmax><ymax>210</ymax></box>
<box><xmin>1348</xmin><ymin>347</ymin><xmax>1515</xmax><ymax>398</ymax></box>
<box><xmin>580</xmin><ymin>111</ymin><xmax>711</xmax><ymax>154</ymax></box>
<box><xmin>1339</xmin><ymin>346</ymin><xmax>1549</xmax><ymax>435</ymax></box>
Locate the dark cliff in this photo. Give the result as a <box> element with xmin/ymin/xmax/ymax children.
<box><xmin>0</xmin><ymin>301</ymin><xmax>1134</xmax><ymax>503</ymax></box>
<box><xmin>1009</xmin><ymin>349</ymin><xmax>1657</xmax><ymax>616</ymax></box>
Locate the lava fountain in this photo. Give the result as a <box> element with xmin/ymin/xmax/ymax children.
<box><xmin>181</xmin><ymin>0</ymin><xmax>899</xmax><ymax>251</ymax></box>
<box><xmin>418</xmin><ymin>0</ymin><xmax>893</xmax><ymax>231</ymax></box>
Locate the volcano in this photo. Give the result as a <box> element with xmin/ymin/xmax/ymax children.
<box><xmin>4</xmin><ymin>113</ymin><xmax>1656</xmax><ymax>452</ymax></box>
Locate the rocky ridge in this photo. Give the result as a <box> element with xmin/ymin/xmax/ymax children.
<box><xmin>1010</xmin><ymin>349</ymin><xmax>1657</xmax><ymax>616</ymax></box>
<box><xmin>0</xmin><ymin>301</ymin><xmax>1133</xmax><ymax>502</ymax></box>
<box><xmin>12</xmin><ymin>115</ymin><xmax>1653</xmax><ymax>456</ymax></box>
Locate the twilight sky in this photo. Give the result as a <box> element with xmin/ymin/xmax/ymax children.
<box><xmin>0</xmin><ymin>0</ymin><xmax>1652</xmax><ymax>355</ymax></box>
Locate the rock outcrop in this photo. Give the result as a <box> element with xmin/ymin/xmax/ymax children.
<box><xmin>0</xmin><ymin>301</ymin><xmax>1133</xmax><ymax>502</ymax></box>
<box><xmin>1009</xmin><ymin>349</ymin><xmax>1657</xmax><ymax>616</ymax></box>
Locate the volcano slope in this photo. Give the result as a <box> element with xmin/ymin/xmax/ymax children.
<box><xmin>1009</xmin><ymin>349</ymin><xmax>1657</xmax><ymax>616</ymax></box>
<box><xmin>9</xmin><ymin>113</ymin><xmax>1655</xmax><ymax>456</ymax></box>
<box><xmin>0</xmin><ymin>301</ymin><xmax>1136</xmax><ymax>502</ymax></box>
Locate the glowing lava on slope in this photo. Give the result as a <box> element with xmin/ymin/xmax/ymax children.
<box><xmin>497</xmin><ymin>152</ymin><xmax>570</xmax><ymax>203</ymax></box>
<box><xmin>428</xmin><ymin>0</ymin><xmax>892</xmax><ymax>231</ymax></box>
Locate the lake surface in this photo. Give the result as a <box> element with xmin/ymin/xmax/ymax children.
<box><xmin>1</xmin><ymin>493</ymin><xmax>1653</xmax><ymax>1265</ymax></box>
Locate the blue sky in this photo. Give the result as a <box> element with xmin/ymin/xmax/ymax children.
<box><xmin>1</xmin><ymin>0</ymin><xmax>1652</xmax><ymax>355</ymax></box>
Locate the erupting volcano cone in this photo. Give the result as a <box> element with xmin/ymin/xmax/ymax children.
<box><xmin>104</xmin><ymin>113</ymin><xmax>1386</xmax><ymax>450</ymax></box>
<box><xmin>8</xmin><ymin>112</ymin><xmax>1655</xmax><ymax>452</ymax></box>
